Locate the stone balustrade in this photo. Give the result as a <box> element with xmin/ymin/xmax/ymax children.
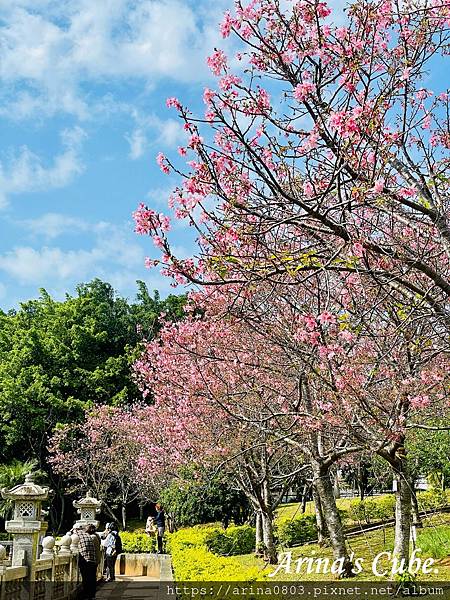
<box><xmin>0</xmin><ymin>473</ymin><xmax>104</xmax><ymax>600</ymax></box>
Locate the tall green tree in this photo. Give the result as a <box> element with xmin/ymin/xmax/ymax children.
<box><xmin>0</xmin><ymin>279</ymin><xmax>184</xmax><ymax>465</ymax></box>
<box><xmin>159</xmin><ymin>468</ymin><xmax>251</xmax><ymax>529</ymax></box>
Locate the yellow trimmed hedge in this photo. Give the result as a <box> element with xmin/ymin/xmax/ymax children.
<box><xmin>167</xmin><ymin>525</ymin><xmax>269</xmax><ymax>581</ymax></box>
<box><xmin>120</xmin><ymin>530</ymin><xmax>157</xmax><ymax>553</ymax></box>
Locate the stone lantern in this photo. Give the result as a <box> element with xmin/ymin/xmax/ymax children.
<box><xmin>73</xmin><ymin>491</ymin><xmax>101</xmax><ymax>529</ymax></box>
<box><xmin>1</xmin><ymin>473</ymin><xmax>50</xmax><ymax>568</ymax></box>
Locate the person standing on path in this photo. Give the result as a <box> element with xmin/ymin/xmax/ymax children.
<box><xmin>86</xmin><ymin>524</ymin><xmax>102</xmax><ymax>578</ymax></box>
<box><xmin>74</xmin><ymin>524</ymin><xmax>97</xmax><ymax>600</ymax></box>
<box><xmin>102</xmin><ymin>522</ymin><xmax>122</xmax><ymax>582</ymax></box>
<box><xmin>154</xmin><ymin>503</ymin><xmax>165</xmax><ymax>554</ymax></box>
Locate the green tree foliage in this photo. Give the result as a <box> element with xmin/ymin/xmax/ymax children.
<box><xmin>159</xmin><ymin>469</ymin><xmax>251</xmax><ymax>528</ymax></box>
<box><xmin>131</xmin><ymin>281</ymin><xmax>186</xmax><ymax>339</ymax></box>
<box><xmin>0</xmin><ymin>460</ymin><xmax>46</xmax><ymax>518</ymax></box>
<box><xmin>407</xmin><ymin>425</ymin><xmax>450</xmax><ymax>490</ymax></box>
<box><xmin>0</xmin><ymin>279</ymin><xmax>185</xmax><ymax>465</ymax></box>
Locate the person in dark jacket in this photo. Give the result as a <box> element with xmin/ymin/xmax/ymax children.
<box><xmin>74</xmin><ymin>524</ymin><xmax>97</xmax><ymax>600</ymax></box>
<box><xmin>154</xmin><ymin>503</ymin><xmax>165</xmax><ymax>554</ymax></box>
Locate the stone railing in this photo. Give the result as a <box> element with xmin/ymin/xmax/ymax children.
<box><xmin>0</xmin><ymin>533</ymin><xmax>81</xmax><ymax>600</ymax></box>
<box><xmin>0</xmin><ymin>475</ymin><xmax>104</xmax><ymax>600</ymax></box>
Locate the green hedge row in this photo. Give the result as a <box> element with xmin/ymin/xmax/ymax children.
<box><xmin>345</xmin><ymin>495</ymin><xmax>396</xmax><ymax>525</ymax></box>
<box><xmin>205</xmin><ymin>524</ymin><xmax>256</xmax><ymax>556</ymax></box>
<box><xmin>167</xmin><ymin>525</ymin><xmax>269</xmax><ymax>581</ymax></box>
<box><xmin>275</xmin><ymin>514</ymin><xmax>317</xmax><ymax>547</ymax></box>
<box><xmin>120</xmin><ymin>530</ymin><xmax>157</xmax><ymax>553</ymax></box>
<box><xmin>417</xmin><ymin>489</ymin><xmax>449</xmax><ymax>512</ymax></box>
<box><xmin>344</xmin><ymin>489</ymin><xmax>449</xmax><ymax>526</ymax></box>
<box><xmin>274</xmin><ymin>489</ymin><xmax>449</xmax><ymax>546</ymax></box>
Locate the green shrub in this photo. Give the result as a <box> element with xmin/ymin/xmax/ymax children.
<box><xmin>347</xmin><ymin>499</ymin><xmax>366</xmax><ymax>523</ymax></box>
<box><xmin>371</xmin><ymin>495</ymin><xmax>396</xmax><ymax>521</ymax></box>
<box><xmin>417</xmin><ymin>489</ymin><xmax>448</xmax><ymax>513</ymax></box>
<box><xmin>205</xmin><ymin>525</ymin><xmax>255</xmax><ymax>556</ymax></box>
<box><xmin>338</xmin><ymin>508</ymin><xmax>348</xmax><ymax>522</ymax></box>
<box><xmin>276</xmin><ymin>514</ymin><xmax>317</xmax><ymax>546</ymax></box>
<box><xmin>167</xmin><ymin>525</ymin><xmax>269</xmax><ymax>582</ymax></box>
<box><xmin>160</xmin><ymin>470</ymin><xmax>250</xmax><ymax>527</ymax></box>
<box><xmin>347</xmin><ymin>496</ymin><xmax>395</xmax><ymax>525</ymax></box>
<box><xmin>120</xmin><ymin>531</ymin><xmax>157</xmax><ymax>553</ymax></box>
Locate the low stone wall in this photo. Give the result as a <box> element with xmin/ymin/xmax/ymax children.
<box><xmin>118</xmin><ymin>553</ymin><xmax>173</xmax><ymax>580</ymax></box>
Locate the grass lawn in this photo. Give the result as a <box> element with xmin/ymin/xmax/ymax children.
<box><xmin>234</xmin><ymin>513</ymin><xmax>450</xmax><ymax>582</ymax></box>
<box><xmin>125</xmin><ymin>499</ymin><xmax>450</xmax><ymax>582</ymax></box>
<box><xmin>276</xmin><ymin>495</ymin><xmax>389</xmax><ymax>525</ymax></box>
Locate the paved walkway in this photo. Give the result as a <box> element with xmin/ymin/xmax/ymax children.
<box><xmin>96</xmin><ymin>554</ymin><xmax>173</xmax><ymax>599</ymax></box>
<box><xmin>97</xmin><ymin>579</ymin><xmax>161</xmax><ymax>599</ymax></box>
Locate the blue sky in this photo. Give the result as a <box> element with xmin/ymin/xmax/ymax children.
<box><xmin>1</xmin><ymin>1</ymin><xmax>443</xmax><ymax>310</ymax></box>
<box><xmin>0</xmin><ymin>0</ymin><xmax>233</xmax><ymax>310</ymax></box>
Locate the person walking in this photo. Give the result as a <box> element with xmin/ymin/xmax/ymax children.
<box><xmin>102</xmin><ymin>522</ymin><xmax>122</xmax><ymax>582</ymax></box>
<box><xmin>74</xmin><ymin>524</ymin><xmax>97</xmax><ymax>600</ymax></box>
<box><xmin>154</xmin><ymin>503</ymin><xmax>165</xmax><ymax>554</ymax></box>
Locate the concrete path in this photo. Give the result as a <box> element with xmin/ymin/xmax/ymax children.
<box><xmin>96</xmin><ymin>554</ymin><xmax>173</xmax><ymax>599</ymax></box>
<box><xmin>97</xmin><ymin>579</ymin><xmax>161</xmax><ymax>599</ymax></box>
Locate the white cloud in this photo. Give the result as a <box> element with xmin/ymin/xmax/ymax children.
<box><xmin>146</xmin><ymin>185</ymin><xmax>173</xmax><ymax>208</ymax></box>
<box><xmin>20</xmin><ymin>212</ymin><xmax>90</xmax><ymax>240</ymax></box>
<box><xmin>126</xmin><ymin>128</ymin><xmax>147</xmax><ymax>160</ymax></box>
<box><xmin>125</xmin><ymin>112</ymin><xmax>185</xmax><ymax>160</ymax></box>
<box><xmin>0</xmin><ymin>246</ymin><xmax>96</xmax><ymax>283</ymax></box>
<box><xmin>156</xmin><ymin>118</ymin><xmax>185</xmax><ymax>147</ymax></box>
<box><xmin>0</xmin><ymin>126</ymin><xmax>86</xmax><ymax>208</ymax></box>
<box><xmin>0</xmin><ymin>0</ymin><xmax>233</xmax><ymax>120</ymax></box>
<box><xmin>0</xmin><ymin>220</ymin><xmax>146</xmax><ymax>285</ymax></box>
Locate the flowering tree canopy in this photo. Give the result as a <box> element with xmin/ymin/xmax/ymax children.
<box><xmin>135</xmin><ymin>0</ymin><xmax>450</xmax><ymax>332</ymax></box>
<box><xmin>132</xmin><ymin>0</ymin><xmax>450</xmax><ymax>570</ymax></box>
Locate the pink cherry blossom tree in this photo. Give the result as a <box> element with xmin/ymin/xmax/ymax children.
<box><xmin>133</xmin><ymin>319</ymin><xmax>309</xmax><ymax>564</ymax></box>
<box><xmin>134</xmin><ymin>294</ymin><xmax>364</xmax><ymax>571</ymax></box>
<box><xmin>49</xmin><ymin>405</ymin><xmax>158</xmax><ymax>529</ymax></box>
<box><xmin>133</xmin><ymin>0</ymin><xmax>450</xmax><ymax>568</ymax></box>
<box><xmin>134</xmin><ymin>274</ymin><xmax>447</xmax><ymax>569</ymax></box>
<box><xmin>136</xmin><ymin>1</ymin><xmax>450</xmax><ymax>328</ymax></box>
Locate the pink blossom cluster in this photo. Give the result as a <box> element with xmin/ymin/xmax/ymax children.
<box><xmin>207</xmin><ymin>49</ymin><xmax>228</xmax><ymax>76</ymax></box>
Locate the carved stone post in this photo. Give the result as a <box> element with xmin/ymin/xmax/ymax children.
<box><xmin>1</xmin><ymin>473</ymin><xmax>50</xmax><ymax>578</ymax></box>
<box><xmin>40</xmin><ymin>536</ymin><xmax>55</xmax><ymax>559</ymax></box>
<box><xmin>72</xmin><ymin>491</ymin><xmax>101</xmax><ymax>529</ymax></box>
<box><xmin>69</xmin><ymin>533</ymin><xmax>80</xmax><ymax>583</ymax></box>
<box><xmin>58</xmin><ymin>534</ymin><xmax>72</xmax><ymax>557</ymax></box>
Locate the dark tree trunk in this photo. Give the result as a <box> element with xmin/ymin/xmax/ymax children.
<box><xmin>312</xmin><ymin>461</ymin><xmax>353</xmax><ymax>578</ymax></box>
<box><xmin>261</xmin><ymin>511</ymin><xmax>277</xmax><ymax>564</ymax></box>
<box><xmin>411</xmin><ymin>488</ymin><xmax>423</xmax><ymax>529</ymax></box>
<box><xmin>333</xmin><ymin>473</ymin><xmax>341</xmax><ymax>499</ymax></box>
<box><xmin>261</xmin><ymin>480</ymin><xmax>277</xmax><ymax>564</ymax></box>
<box><xmin>255</xmin><ymin>511</ymin><xmax>264</xmax><ymax>556</ymax></box>
<box><xmin>301</xmin><ymin>483</ymin><xmax>309</xmax><ymax>514</ymax></box>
